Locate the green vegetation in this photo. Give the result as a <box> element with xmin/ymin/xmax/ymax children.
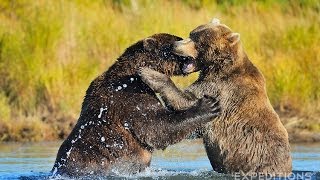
<box><xmin>0</xmin><ymin>0</ymin><xmax>319</xmax><ymax>141</ymax></box>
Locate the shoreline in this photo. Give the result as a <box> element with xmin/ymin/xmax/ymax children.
<box><xmin>288</xmin><ymin>131</ymin><xmax>320</xmax><ymax>143</ymax></box>
<box><xmin>0</xmin><ymin>111</ymin><xmax>319</xmax><ymax>143</ymax></box>
<box><xmin>282</xmin><ymin>115</ymin><xmax>320</xmax><ymax>143</ymax></box>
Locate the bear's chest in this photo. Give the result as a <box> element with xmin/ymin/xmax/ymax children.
<box><xmin>189</xmin><ymin>81</ymin><xmax>236</xmax><ymax>105</ymax></box>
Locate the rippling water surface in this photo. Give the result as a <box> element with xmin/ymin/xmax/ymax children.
<box><xmin>0</xmin><ymin>140</ymin><xmax>319</xmax><ymax>179</ymax></box>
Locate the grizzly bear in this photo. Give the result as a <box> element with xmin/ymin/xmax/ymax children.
<box><xmin>139</xmin><ymin>21</ymin><xmax>292</xmax><ymax>176</ymax></box>
<box><xmin>51</xmin><ymin>33</ymin><xmax>221</xmax><ymax>177</ymax></box>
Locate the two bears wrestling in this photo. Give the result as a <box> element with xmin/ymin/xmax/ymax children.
<box><xmin>52</xmin><ymin>19</ymin><xmax>291</xmax><ymax>177</ymax></box>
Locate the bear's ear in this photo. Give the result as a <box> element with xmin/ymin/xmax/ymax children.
<box><xmin>210</xmin><ymin>18</ymin><xmax>220</xmax><ymax>25</ymax></box>
<box><xmin>143</xmin><ymin>37</ymin><xmax>158</xmax><ymax>52</ymax></box>
<box><xmin>227</xmin><ymin>33</ymin><xmax>240</xmax><ymax>46</ymax></box>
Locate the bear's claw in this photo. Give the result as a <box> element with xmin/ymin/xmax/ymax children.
<box><xmin>198</xmin><ymin>95</ymin><xmax>221</xmax><ymax>118</ymax></box>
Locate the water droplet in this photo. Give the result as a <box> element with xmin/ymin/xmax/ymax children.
<box><xmin>124</xmin><ymin>122</ymin><xmax>130</xmax><ymax>130</ymax></box>
<box><xmin>98</xmin><ymin>107</ymin><xmax>108</xmax><ymax>118</ymax></box>
<box><xmin>101</xmin><ymin>137</ymin><xmax>105</xmax><ymax>142</ymax></box>
<box><xmin>66</xmin><ymin>147</ymin><xmax>73</xmax><ymax>157</ymax></box>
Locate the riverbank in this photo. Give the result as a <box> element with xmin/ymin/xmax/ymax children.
<box><xmin>282</xmin><ymin>115</ymin><xmax>320</xmax><ymax>143</ymax></box>
<box><xmin>0</xmin><ymin>112</ymin><xmax>319</xmax><ymax>143</ymax></box>
<box><xmin>0</xmin><ymin>1</ymin><xmax>319</xmax><ymax>142</ymax></box>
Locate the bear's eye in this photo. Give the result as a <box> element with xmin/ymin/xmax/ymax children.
<box><xmin>161</xmin><ymin>50</ymin><xmax>170</xmax><ymax>58</ymax></box>
<box><xmin>161</xmin><ymin>44</ymin><xmax>173</xmax><ymax>52</ymax></box>
<box><xmin>162</xmin><ymin>45</ymin><xmax>171</xmax><ymax>51</ymax></box>
<box><xmin>158</xmin><ymin>45</ymin><xmax>174</xmax><ymax>58</ymax></box>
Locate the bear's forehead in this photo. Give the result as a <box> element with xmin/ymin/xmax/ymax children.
<box><xmin>149</xmin><ymin>33</ymin><xmax>182</xmax><ymax>44</ymax></box>
<box><xmin>191</xmin><ymin>24</ymin><xmax>209</xmax><ymax>34</ymax></box>
<box><xmin>191</xmin><ymin>23</ymin><xmax>233</xmax><ymax>38</ymax></box>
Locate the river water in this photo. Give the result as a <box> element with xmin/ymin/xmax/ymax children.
<box><xmin>0</xmin><ymin>139</ymin><xmax>319</xmax><ymax>179</ymax></box>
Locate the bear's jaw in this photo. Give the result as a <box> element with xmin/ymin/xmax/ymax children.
<box><xmin>198</xmin><ymin>61</ymin><xmax>236</xmax><ymax>81</ymax></box>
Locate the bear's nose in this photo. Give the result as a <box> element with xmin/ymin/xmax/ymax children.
<box><xmin>173</xmin><ymin>38</ymin><xmax>191</xmax><ymax>50</ymax></box>
<box><xmin>178</xmin><ymin>38</ymin><xmax>191</xmax><ymax>44</ymax></box>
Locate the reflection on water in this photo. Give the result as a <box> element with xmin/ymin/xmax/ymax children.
<box><xmin>0</xmin><ymin>142</ymin><xmax>57</xmax><ymax>179</ymax></box>
<box><xmin>0</xmin><ymin>140</ymin><xmax>319</xmax><ymax>179</ymax></box>
<box><xmin>291</xmin><ymin>143</ymin><xmax>320</xmax><ymax>171</ymax></box>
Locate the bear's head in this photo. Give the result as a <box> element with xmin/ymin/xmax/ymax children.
<box><xmin>119</xmin><ymin>33</ymin><xmax>193</xmax><ymax>76</ymax></box>
<box><xmin>173</xmin><ymin>19</ymin><xmax>242</xmax><ymax>75</ymax></box>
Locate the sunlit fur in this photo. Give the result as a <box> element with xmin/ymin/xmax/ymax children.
<box><xmin>140</xmin><ymin>23</ymin><xmax>292</xmax><ymax>176</ymax></box>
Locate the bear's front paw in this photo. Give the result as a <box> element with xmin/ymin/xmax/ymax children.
<box><xmin>138</xmin><ymin>67</ymin><xmax>170</xmax><ymax>92</ymax></box>
<box><xmin>197</xmin><ymin>95</ymin><xmax>221</xmax><ymax>119</ymax></box>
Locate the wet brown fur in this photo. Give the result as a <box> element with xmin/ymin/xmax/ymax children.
<box><xmin>51</xmin><ymin>33</ymin><xmax>221</xmax><ymax>177</ymax></box>
<box><xmin>140</xmin><ymin>24</ymin><xmax>292</xmax><ymax>176</ymax></box>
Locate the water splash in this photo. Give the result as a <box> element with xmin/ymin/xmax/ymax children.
<box><xmin>98</xmin><ymin>106</ymin><xmax>108</xmax><ymax>118</ymax></box>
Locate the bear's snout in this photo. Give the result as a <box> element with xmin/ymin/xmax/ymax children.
<box><xmin>173</xmin><ymin>38</ymin><xmax>198</xmax><ymax>59</ymax></box>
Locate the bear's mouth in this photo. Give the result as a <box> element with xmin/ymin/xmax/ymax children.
<box><xmin>181</xmin><ymin>59</ymin><xmax>197</xmax><ymax>74</ymax></box>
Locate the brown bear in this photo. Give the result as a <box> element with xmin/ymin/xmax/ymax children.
<box><xmin>51</xmin><ymin>33</ymin><xmax>221</xmax><ymax>177</ymax></box>
<box><xmin>139</xmin><ymin>20</ymin><xmax>292</xmax><ymax>176</ymax></box>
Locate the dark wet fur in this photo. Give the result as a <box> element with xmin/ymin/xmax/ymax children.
<box><xmin>51</xmin><ymin>33</ymin><xmax>220</xmax><ymax>177</ymax></box>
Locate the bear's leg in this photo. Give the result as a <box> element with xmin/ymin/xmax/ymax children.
<box><xmin>139</xmin><ymin>67</ymin><xmax>198</xmax><ymax>110</ymax></box>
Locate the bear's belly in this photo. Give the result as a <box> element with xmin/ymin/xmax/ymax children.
<box><xmin>203</xmin><ymin>120</ymin><xmax>228</xmax><ymax>173</ymax></box>
<box><xmin>203</xmin><ymin>119</ymin><xmax>263</xmax><ymax>173</ymax></box>
<box><xmin>203</xmin><ymin>116</ymin><xmax>292</xmax><ymax>175</ymax></box>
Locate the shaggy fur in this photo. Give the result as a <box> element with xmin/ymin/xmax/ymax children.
<box><xmin>52</xmin><ymin>33</ymin><xmax>221</xmax><ymax>177</ymax></box>
<box><xmin>140</xmin><ymin>23</ymin><xmax>292</xmax><ymax>176</ymax></box>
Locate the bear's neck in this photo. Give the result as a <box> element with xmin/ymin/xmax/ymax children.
<box><xmin>107</xmin><ymin>74</ymin><xmax>154</xmax><ymax>94</ymax></box>
<box><xmin>104</xmin><ymin>64</ymin><xmax>155</xmax><ymax>94</ymax></box>
<box><xmin>107</xmin><ymin>60</ymin><xmax>140</xmax><ymax>78</ymax></box>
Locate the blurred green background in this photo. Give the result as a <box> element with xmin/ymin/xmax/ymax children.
<box><xmin>0</xmin><ymin>0</ymin><xmax>319</xmax><ymax>141</ymax></box>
